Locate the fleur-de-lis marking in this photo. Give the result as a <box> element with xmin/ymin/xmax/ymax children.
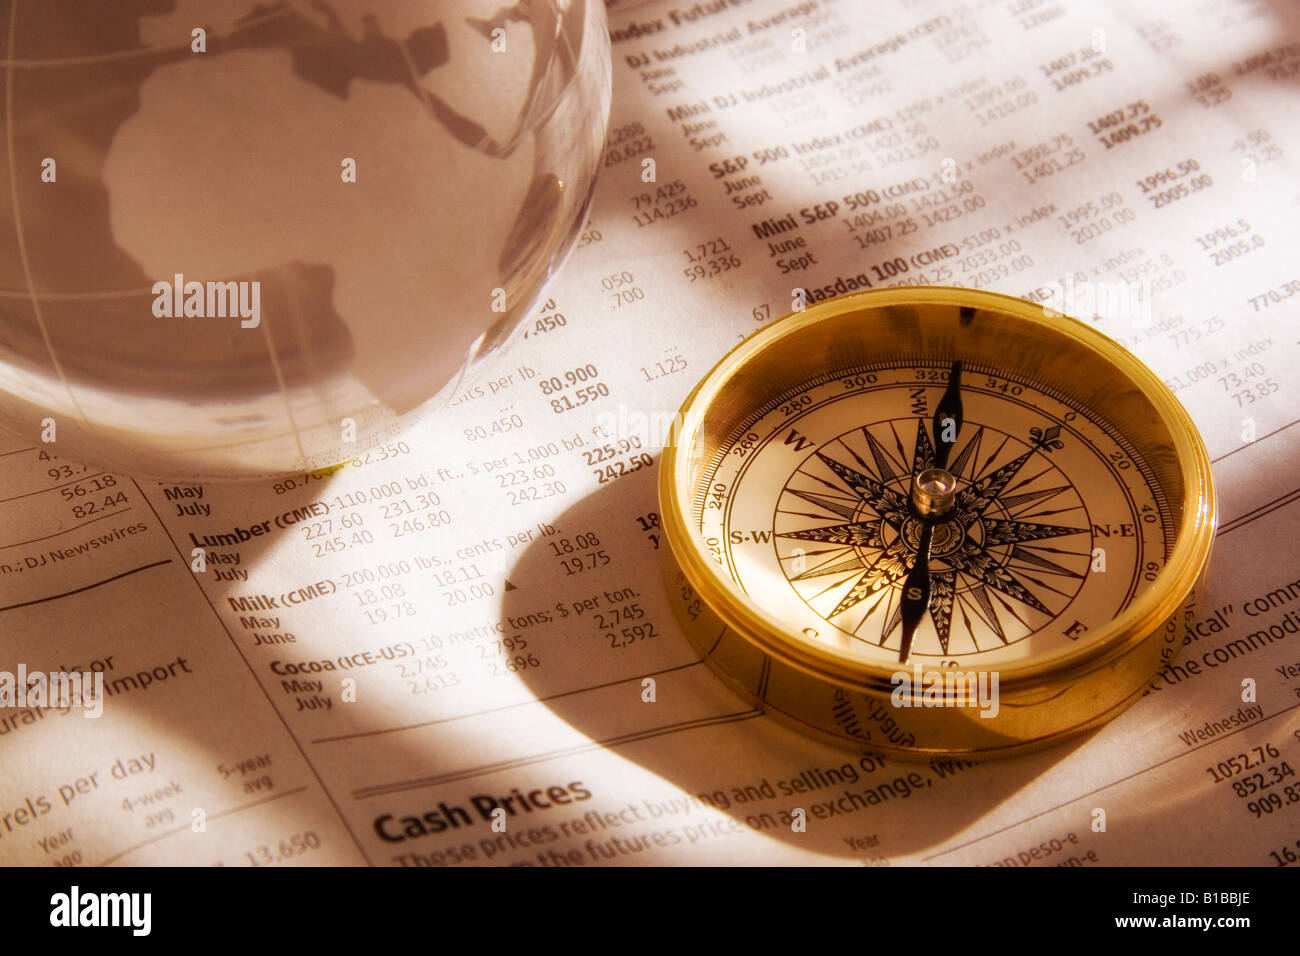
<box><xmin>1029</xmin><ymin>424</ymin><xmax>1064</xmax><ymax>452</ymax></box>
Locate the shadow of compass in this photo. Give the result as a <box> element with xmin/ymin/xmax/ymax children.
<box><xmin>502</xmin><ymin>467</ymin><xmax>1111</xmax><ymax>862</ymax></box>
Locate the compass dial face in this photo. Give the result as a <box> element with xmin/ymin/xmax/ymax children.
<box><xmin>696</xmin><ymin>361</ymin><xmax>1172</xmax><ymax>670</ymax></box>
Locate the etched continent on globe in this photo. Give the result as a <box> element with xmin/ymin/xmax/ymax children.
<box><xmin>0</xmin><ymin>0</ymin><xmax>610</xmax><ymax>476</ymax></box>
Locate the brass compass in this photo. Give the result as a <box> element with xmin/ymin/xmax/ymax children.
<box><xmin>659</xmin><ymin>288</ymin><xmax>1215</xmax><ymax>759</ymax></box>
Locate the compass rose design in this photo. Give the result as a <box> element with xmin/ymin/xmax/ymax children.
<box><xmin>775</xmin><ymin>419</ymin><xmax>1091</xmax><ymax>655</ymax></box>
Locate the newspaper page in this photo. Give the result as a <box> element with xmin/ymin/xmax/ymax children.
<box><xmin>1</xmin><ymin>0</ymin><xmax>1298</xmax><ymax>867</ymax></box>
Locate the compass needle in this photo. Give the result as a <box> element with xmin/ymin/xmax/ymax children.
<box><xmin>932</xmin><ymin>360</ymin><xmax>964</xmax><ymax>470</ymax></box>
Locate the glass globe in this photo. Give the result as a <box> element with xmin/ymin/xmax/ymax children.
<box><xmin>0</xmin><ymin>0</ymin><xmax>611</xmax><ymax>477</ymax></box>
